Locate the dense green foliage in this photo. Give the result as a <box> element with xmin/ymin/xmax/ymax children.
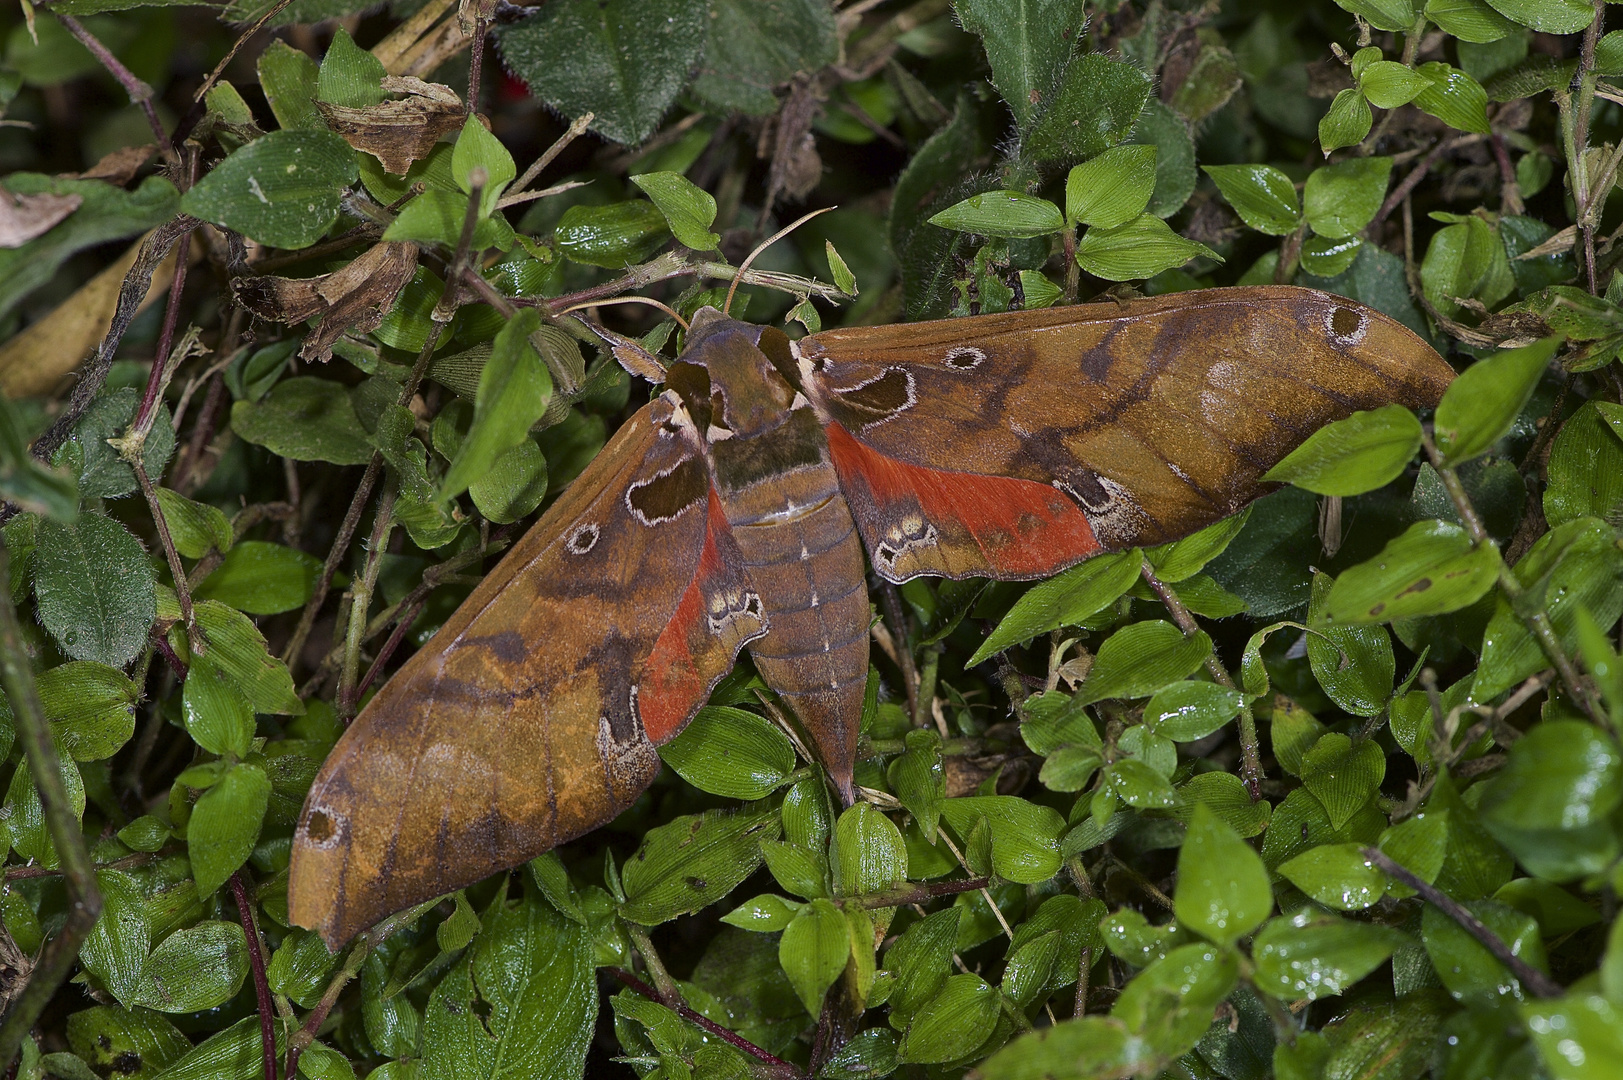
<box><xmin>2</xmin><ymin>0</ymin><xmax>1622</xmax><ymax>1077</ymax></box>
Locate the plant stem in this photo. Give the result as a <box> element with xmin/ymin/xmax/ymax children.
<box><xmin>0</xmin><ymin>546</ymin><xmax>104</xmax><ymax>1074</ymax></box>
<box><xmin>1139</xmin><ymin>558</ymin><xmax>1264</xmax><ymax>798</ymax></box>
<box><xmin>608</xmin><ymin>968</ymin><xmax>801</xmax><ymax>1077</ymax></box>
<box><xmin>337</xmin><ymin>486</ymin><xmax>398</xmax><ymax>718</ymax></box>
<box><xmin>1362</xmin><ymin>847</ymin><xmax>1562</xmax><ymax>998</ymax></box>
<box><xmin>134</xmin><ymin>461</ymin><xmax>204</xmax><ymax>655</ymax></box>
<box><xmin>230</xmin><ymin>873</ymin><xmax>278</xmax><ymax>1080</ymax></box>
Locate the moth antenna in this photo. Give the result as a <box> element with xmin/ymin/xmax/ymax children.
<box><xmin>723</xmin><ymin>207</ymin><xmax>837</xmax><ymax>317</ymax></box>
<box><xmin>556</xmin><ymin>295</ymin><xmax>690</xmax><ymax>329</ymax></box>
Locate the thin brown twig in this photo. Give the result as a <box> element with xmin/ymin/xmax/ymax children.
<box><xmin>608</xmin><ymin>968</ymin><xmax>801</xmax><ymax>1077</ymax></box>
<box><xmin>230</xmin><ymin>873</ymin><xmax>278</xmax><ymax>1080</ymax></box>
<box><xmin>172</xmin><ymin>0</ymin><xmax>296</xmax><ymax>144</ymax></box>
<box><xmin>1363</xmin><ymin>847</ymin><xmax>1562</xmax><ymax>998</ymax></box>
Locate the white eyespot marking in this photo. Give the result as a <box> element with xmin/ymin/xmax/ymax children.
<box><xmin>706</xmin><ymin>424</ymin><xmax>734</xmax><ymax>442</ymax></box>
<box><xmin>810</xmin><ymin>591</ymin><xmax>820</xmax><ymax>608</ymax></box>
<box><xmin>943</xmin><ymin>345</ymin><xmax>987</xmax><ymax>370</ymax></box>
<box><xmin>873</xmin><ymin>514</ymin><xmax>939</xmax><ymax>577</ymax></box>
<box><xmin>301</xmin><ymin>804</ymin><xmax>345</xmax><ymax>850</ymax></box>
<box><xmin>1077</xmin><ymin>476</ymin><xmax>1145</xmax><ymax>548</ymax></box>
<box><xmin>1325</xmin><ymin>305</ymin><xmax>1370</xmax><ymax>346</ymax></box>
<box><xmin>566</xmin><ymin>523</ymin><xmax>600</xmax><ymax>555</ymax></box>
<box><xmin>800</xmin><ymin>544</ymin><xmax>810</xmax><ymax>561</ymax></box>
<box><xmin>706</xmin><ymin>590</ymin><xmax>767</xmax><ymax>639</ymax></box>
<box><xmin>832</xmin><ymin>366</ymin><xmax>917</xmax><ymax>428</ymax></box>
<box><xmin>789</xmin><ymin>391</ymin><xmax>810</xmax><ymax>411</ymax></box>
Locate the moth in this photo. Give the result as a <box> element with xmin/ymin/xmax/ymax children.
<box><xmin>290</xmin><ymin>285</ymin><xmax>1454</xmax><ymax>947</ymax></box>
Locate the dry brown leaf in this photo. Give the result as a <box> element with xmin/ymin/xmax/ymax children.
<box><xmin>0</xmin><ymin>187</ymin><xmax>82</xmax><ymax>248</ymax></box>
<box><xmin>316</xmin><ymin>80</ymin><xmax>464</xmax><ymax>174</ymax></box>
<box><xmin>74</xmin><ymin>143</ymin><xmax>156</xmax><ymax>185</ymax></box>
<box><xmin>234</xmin><ymin>241</ymin><xmax>420</xmax><ymax>363</ymax></box>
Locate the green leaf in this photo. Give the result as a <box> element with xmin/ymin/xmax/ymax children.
<box><xmin>1299</xmin><ymin>233</ymin><xmax>1364</xmax><ymax>277</ymax></box>
<box><xmin>1379</xmin><ymin>811</ymin><xmax>1450</xmax><ymax>888</ymax></box>
<box><xmin>70</xmin><ymin>388</ymin><xmax>174</xmax><ymax>501</ymax></box>
<box><xmin>553</xmin><ymin>200</ymin><xmax>671</xmax><ymax>267</ymax></box>
<box><xmin>133</xmin><ymin>922</ymin><xmax>249</xmax><ymax>1013</ymax></box>
<box><xmin>37</xmin><ymin>662</ymin><xmax>137</xmax><ymax>761</ymax></box>
<box><xmin>1359</xmin><ymin>60</ymin><xmax>1433</xmax><ymax>108</ymax></box>
<box><xmin>836</xmin><ymin>803</ymin><xmax>908</xmax><ymax>899</ymax></box>
<box><xmin>257</xmin><ymin>40</ymin><xmax>321</xmax><ymax>131</ymax></box>
<box><xmin>1066</xmin><ymin>145</ymin><xmax>1157</xmax><ymax>228</ymax></box>
<box><xmin>194</xmin><ymin>541</ymin><xmax>321</xmax><ymax>615</ymax></box>
<box><xmin>1178</xmin><ymin>771</ymin><xmax>1270</xmax><ymax>838</ymax></box>
<box><xmin>1545</xmin><ymin>401</ymin><xmax>1623</xmax><ymax>527</ymax></box>
<box><xmin>1075</xmin><ymin>213</ymin><xmax>1218</xmax><ymax>282</ymax></box>
<box><xmin>1426</xmin><ymin>0</ymin><xmax>1516</xmax><ymax>42</ymax></box>
<box><xmin>440</xmin><ymin>310</ymin><xmax>553</xmax><ymax>500</ymax></box>
<box><xmin>421</xmin><ymin>890</ymin><xmax>595</xmax><ymax>1080</ymax></box>
<box><xmin>1129</xmin><ymin>98</ymin><xmax>1198</xmax><ymax>218</ymax></box>
<box><xmin>631</xmin><ymin>171</ymin><xmax>720</xmax><ymax>251</ymax></box>
<box><xmin>1263</xmin><ymin>404</ymin><xmax>1423</xmax><ymax>496</ymax></box>
<box><xmin>687</xmin><ymin>0</ymin><xmax>837</xmax><ymax>115</ymax></box>
<box><xmin>1026</xmin><ymin>54</ymin><xmax>1153</xmax><ymax>164</ymax></box>
<box><xmin>620</xmin><ymin>805</ymin><xmax>781</xmax><ymax>924</ymax></box>
<box><xmin>1143</xmin><ymin>681</ymin><xmax>1242</xmax><ymax>742</ymax></box>
<box><xmin>966</xmin><ymin>549</ymin><xmax>1140</xmax><ymax>665</ymax></box>
<box><xmin>888</xmin><ymin>728</ymin><xmax>945</xmax><ymax>841</ymax></box>
<box><xmin>154</xmin><ymin>489</ymin><xmax>232</xmax><ymax>560</ymax></box>
<box><xmin>1203</xmin><ymin>163</ymin><xmax>1301</xmax><ymax>236</ymax></box>
<box><xmin>1279</xmin><ymin>843</ymin><xmax>1387</xmax><ymax>910</ymax></box>
<box><xmin>466</xmin><ymin>439</ymin><xmax>548</xmax><ymax>524</ymax></box>
<box><xmin>1421</xmin><ymin>214</ymin><xmax>1513</xmax><ymax>320</ymax></box>
<box><xmin>1111</xmin><ymin>942</ymin><xmax>1239</xmax><ymax>1060</ymax></box>
<box><xmin>955</xmin><ymin>0</ymin><xmax>1088</xmax><ymax>131</ymax></box>
<box><xmin>180</xmin><ymin>130</ymin><xmax>359</xmax><ymax>250</ymax></box>
<box><xmin>1482</xmin><ymin>0</ymin><xmax>1595</xmax><ymax>33</ymax></box>
<box><xmin>1332</xmin><ymin>0</ymin><xmax>1418</xmax><ymax>32</ymax></box>
<box><xmin>1319</xmin><ymin>89</ymin><xmax>1373</xmax><ymax>154</ymax></box>
<box><xmin>1301</xmin><ymin>733</ymin><xmax>1386</xmax><ymax>830</ymax></box>
<box><xmin>314</xmin><ymin>28</ymin><xmax>383</xmax><ymax>108</ymax></box>
<box><xmin>938</xmin><ymin>796</ymin><xmax>1064</xmax><ymax>884</ymax></box>
<box><xmin>66</xmin><ymin>1006</ymin><xmax>190</xmax><ymax>1080</ymax></box>
<box><xmin>826</xmin><ymin>241</ymin><xmax>858</xmax><ymax>296</ymax></box>
<box><xmin>1303</xmin><ymin>156</ymin><xmax>1392</xmax><ymax>239</ymax></box>
<box><xmin>1076</xmin><ymin>620</ymin><xmax>1212</xmax><ymax>706</ymax></box>
<box><xmin>383</xmin><ymin>188</ymin><xmax>513</xmax><ymax>249</ymax></box>
<box><xmin>1524</xmin><ymin>995</ymin><xmax>1623</xmax><ymax>1080</ymax></box>
<box><xmin>34</xmin><ymin>513</ymin><xmax>156</xmax><ymax>667</ymax></box>
<box><xmin>451</xmin><ymin>115</ymin><xmax>516</xmax><ymax>218</ymax></box>
<box><xmin>231</xmin><ymin>378</ymin><xmax>375</xmax><ymax>465</ymax></box>
<box><xmin>79</xmin><ymin>871</ymin><xmax>151</xmax><ymax>1007</ymax></box>
<box><xmin>975</xmin><ymin>1017</ymin><xmax>1132</xmax><ymax>1080</ymax></box>
<box><xmin>898</xmin><ymin>973</ymin><xmax>999</xmax><ymax>1064</ymax></box>
<box><xmin>780</xmin><ymin>898</ymin><xmax>849</xmax><ymax>1017</ymax></box>
<box><xmin>182</xmin><ymin>652</ymin><xmax>256</xmax><ymax>760</ymax></box>
<box><xmin>659</xmin><ymin>705</ymin><xmax>797</xmax><ymax>800</ymax></box>
<box><xmin>0</xmin><ymin>174</ymin><xmax>179</xmax><ymax>323</ymax></box>
<box><xmin>1251</xmin><ymin>911</ymin><xmax>1405</xmax><ymax>1001</ymax></box>
<box><xmin>1174</xmin><ymin>804</ymin><xmax>1272</xmax><ymax>947</ymax></box>
<box><xmin>267</xmin><ymin>929</ymin><xmax>344</xmax><ymax>1009</ymax></box>
<box><xmin>191</xmin><ymin>600</ymin><xmax>302</xmax><ymax>715</ymax></box>
<box><xmin>1473</xmin><ymin>517</ymin><xmax>1623</xmax><ymax>704</ymax></box>
<box><xmin>494</xmin><ymin>0</ymin><xmax>707</xmax><ymax>145</ymax></box>
<box><xmin>187</xmin><ymin>762</ymin><xmax>270</xmax><ymax>896</ymax></box>
<box><xmin>929</xmin><ymin>191</ymin><xmax>1065</xmax><ymax>238</ymax></box>
<box><xmin>1423</xmin><ymin>899</ymin><xmax>1547</xmax><ymax>1005</ymax></box>
<box><xmin>1145</xmin><ymin>510</ymin><xmax>1251</xmax><ymax>583</ymax></box>
<box><xmin>720</xmin><ymin>893</ymin><xmax>802</xmax><ymax>932</ymax></box>
<box><xmin>1307</xmin><ymin>574</ymin><xmax>1394</xmax><ymax>716</ymax></box>
<box><xmin>1322</xmin><ymin>519</ymin><xmax>1501</xmax><ymax>623</ymax></box>
<box><xmin>1434</xmin><ymin>337</ymin><xmax>1557</xmax><ymax>465</ymax></box>
<box><xmin>1413</xmin><ymin>62</ymin><xmax>1491</xmax><ymax>133</ymax></box>
<box><xmin>2</xmin><ymin>742</ymin><xmax>84</xmax><ymax>868</ymax></box>
<box><xmin>1480</xmin><ymin>720</ymin><xmax>1622</xmax><ymax>834</ymax></box>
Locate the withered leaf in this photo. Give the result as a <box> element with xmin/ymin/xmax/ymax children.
<box><xmin>234</xmin><ymin>241</ymin><xmax>419</xmax><ymax>362</ymax></box>
<box><xmin>0</xmin><ymin>187</ymin><xmax>83</xmax><ymax>248</ymax></box>
<box><xmin>74</xmin><ymin>144</ymin><xmax>157</xmax><ymax>185</ymax></box>
<box><xmin>316</xmin><ymin>77</ymin><xmax>465</xmax><ymax>175</ymax></box>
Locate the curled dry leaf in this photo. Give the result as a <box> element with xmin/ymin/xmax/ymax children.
<box><xmin>0</xmin><ymin>187</ymin><xmax>83</xmax><ymax>248</ymax></box>
<box><xmin>316</xmin><ymin>77</ymin><xmax>465</xmax><ymax>175</ymax></box>
<box><xmin>234</xmin><ymin>240</ymin><xmax>420</xmax><ymax>362</ymax></box>
<box><xmin>73</xmin><ymin>144</ymin><xmax>157</xmax><ymax>185</ymax></box>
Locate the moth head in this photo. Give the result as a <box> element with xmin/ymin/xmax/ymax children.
<box><xmin>678</xmin><ymin>318</ymin><xmax>797</xmax><ymax>438</ymax></box>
